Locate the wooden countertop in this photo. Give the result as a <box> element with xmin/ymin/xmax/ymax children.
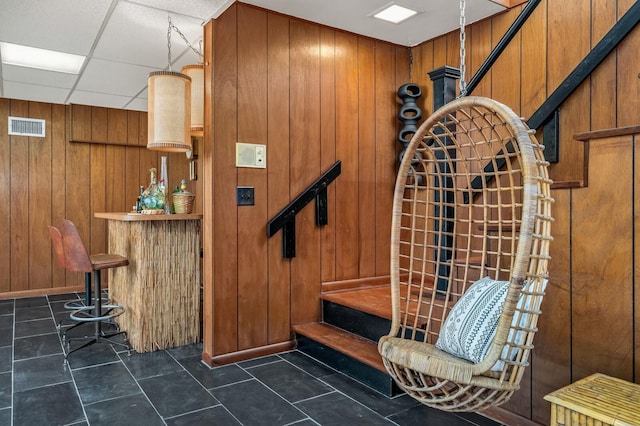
<box><xmin>95</xmin><ymin>212</ymin><xmax>203</xmax><ymax>221</ymax></box>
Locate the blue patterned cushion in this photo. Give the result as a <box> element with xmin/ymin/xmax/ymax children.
<box><xmin>435</xmin><ymin>277</ymin><xmax>509</xmax><ymax>364</ymax></box>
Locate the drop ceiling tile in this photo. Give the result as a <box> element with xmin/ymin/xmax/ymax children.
<box><xmin>92</xmin><ymin>1</ymin><xmax>204</xmax><ymax>68</ymax></box>
<box><xmin>75</xmin><ymin>58</ymin><xmax>157</xmax><ymax>97</ymax></box>
<box><xmin>125</xmin><ymin>97</ymin><xmax>149</xmax><ymax>112</ymax></box>
<box><xmin>128</xmin><ymin>0</ymin><xmax>228</xmax><ymax>20</ymax></box>
<box><xmin>67</xmin><ymin>90</ymin><xmax>133</xmax><ymax>110</ymax></box>
<box><xmin>0</xmin><ymin>0</ymin><xmax>112</xmax><ymax>55</ymax></box>
<box><xmin>3</xmin><ymin>81</ymin><xmax>70</xmax><ymax>105</ymax></box>
<box><xmin>2</xmin><ymin>64</ymin><xmax>78</xmax><ymax>89</ymax></box>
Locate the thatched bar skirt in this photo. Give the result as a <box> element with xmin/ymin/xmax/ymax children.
<box><xmin>95</xmin><ymin>213</ymin><xmax>202</xmax><ymax>352</ymax></box>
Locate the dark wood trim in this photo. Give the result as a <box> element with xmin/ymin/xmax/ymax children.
<box><xmin>574</xmin><ymin>125</ymin><xmax>640</xmax><ymax>141</ymax></box>
<box><xmin>489</xmin><ymin>0</ymin><xmax>529</xmax><ymax>7</ymax></box>
<box><xmin>483</xmin><ymin>406</ymin><xmax>543</xmax><ymax>425</ymax></box>
<box><xmin>202</xmin><ymin>341</ymin><xmax>295</xmax><ymax>366</ymax></box>
<box><xmin>322</xmin><ymin>276</ymin><xmax>391</xmax><ymax>293</ymax></box>
<box><xmin>69</xmin><ymin>139</ymin><xmax>146</xmax><ymax>147</ymax></box>
<box><xmin>0</xmin><ymin>284</ymin><xmax>85</xmax><ymax>300</ymax></box>
<box><xmin>551</xmin><ymin>181</ymin><xmax>584</xmax><ymax>189</ymax></box>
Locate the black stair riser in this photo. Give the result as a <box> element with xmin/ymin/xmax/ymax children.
<box><xmin>322</xmin><ymin>301</ymin><xmax>390</xmax><ymax>342</ymax></box>
<box><xmin>296</xmin><ymin>334</ymin><xmax>400</xmax><ymax>397</ymax></box>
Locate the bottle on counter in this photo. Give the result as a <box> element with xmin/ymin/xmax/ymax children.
<box><xmin>141</xmin><ymin>168</ymin><xmax>165</xmax><ymax>213</ymax></box>
<box><xmin>135</xmin><ymin>185</ymin><xmax>144</xmax><ymax>213</ymax></box>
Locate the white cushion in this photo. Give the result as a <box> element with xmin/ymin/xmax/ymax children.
<box><xmin>491</xmin><ymin>278</ymin><xmax>547</xmax><ymax>371</ymax></box>
<box><xmin>435</xmin><ymin>276</ymin><xmax>548</xmax><ymax>371</ymax></box>
<box><xmin>435</xmin><ymin>276</ymin><xmax>509</xmax><ymax>364</ymax></box>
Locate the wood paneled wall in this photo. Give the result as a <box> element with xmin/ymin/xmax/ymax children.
<box><xmin>202</xmin><ymin>4</ymin><xmax>408</xmax><ymax>360</ymax></box>
<box><xmin>0</xmin><ymin>100</ymin><xmax>197</xmax><ymax>296</ymax></box>
<box><xmin>408</xmin><ymin>0</ymin><xmax>640</xmax><ymax>423</ymax></box>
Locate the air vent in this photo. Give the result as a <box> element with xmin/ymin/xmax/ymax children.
<box><xmin>8</xmin><ymin>116</ymin><xmax>46</xmax><ymax>137</ymax></box>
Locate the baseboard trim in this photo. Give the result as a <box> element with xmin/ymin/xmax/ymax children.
<box><xmin>202</xmin><ymin>340</ymin><xmax>296</xmax><ymax>367</ymax></box>
<box><xmin>0</xmin><ymin>285</ymin><xmax>85</xmax><ymax>300</ymax></box>
<box><xmin>482</xmin><ymin>406</ymin><xmax>543</xmax><ymax>426</ymax></box>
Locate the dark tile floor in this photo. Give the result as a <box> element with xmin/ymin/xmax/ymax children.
<box><xmin>0</xmin><ymin>293</ymin><xmax>505</xmax><ymax>426</ymax></box>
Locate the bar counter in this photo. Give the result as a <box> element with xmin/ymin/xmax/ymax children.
<box><xmin>95</xmin><ymin>212</ymin><xmax>202</xmax><ymax>352</ymax></box>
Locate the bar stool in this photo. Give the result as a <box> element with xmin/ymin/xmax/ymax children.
<box><xmin>48</xmin><ymin>225</ymin><xmax>109</xmax><ymax>331</ymax></box>
<box><xmin>56</xmin><ymin>219</ymin><xmax>131</xmax><ymax>358</ymax></box>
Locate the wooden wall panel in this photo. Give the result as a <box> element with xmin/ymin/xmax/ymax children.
<box><xmin>531</xmin><ymin>188</ymin><xmax>572</xmax><ymax>425</ymax></box>
<box><xmin>66</xmin><ymin>105</ymin><xmax>91</xmax><ymax>287</ymax></box>
<box><xmin>0</xmin><ymin>99</ymin><xmax>9</xmax><ymax>292</ymax></box>
<box><xmin>237</xmin><ymin>5</ymin><xmax>269</xmax><ymax>350</ymax></box>
<box><xmin>374</xmin><ymin>43</ymin><xmax>397</xmax><ymax>277</ymax></box>
<box><xmin>51</xmin><ymin>104</ymin><xmax>67</xmax><ymax>287</ymax></box>
<box><xmin>125</xmin><ymin>111</ymin><xmax>141</xmax><ymax>211</ymax></box>
<box><xmin>409</xmin><ymin>41</ymin><xmax>433</xmax><ymax>117</ymax></box>
<box><xmin>212</xmin><ymin>3</ymin><xmax>239</xmax><ymax>354</ymax></box>
<box><xmin>433</xmin><ymin>36</ymin><xmax>448</xmax><ymax>71</ymax></box>
<box><xmin>520</xmin><ymin>0</ymin><xmax>546</xmax><ymax>119</ymax></box>
<box><xmin>334</xmin><ymin>31</ymin><xmax>360</xmax><ymax>281</ymax></box>
<box><xmin>10</xmin><ymin>100</ymin><xmax>29</xmax><ymax>292</ymax></box>
<box><xmin>468</xmin><ymin>18</ymin><xmax>492</xmax><ymax>98</ymax></box>
<box><xmin>266</xmin><ymin>13</ymin><xmax>291</xmax><ymax>343</ymax></box>
<box><xmin>105</xmin><ymin>110</ymin><xmax>127</xmax><ymax>221</ymax></box>
<box><xmin>491</xmin><ymin>7</ymin><xmax>522</xmax><ymax>114</ymax></box>
<box><xmin>202</xmin><ymin>18</ymin><xmax>214</xmax><ymax>360</ymax></box>
<box><xmin>571</xmin><ymin>137</ymin><xmax>634</xmax><ymax>381</ymax></box>
<box><xmin>289</xmin><ymin>19</ymin><xmax>322</xmax><ymax>325</ymax></box>
<box><xmin>90</xmin><ymin>108</ymin><xmax>107</xmax><ymax>256</ymax></box>
<box><xmin>616</xmin><ymin>13</ymin><xmax>640</xmax><ymax>127</ymax></box>
<box><xmin>320</xmin><ymin>27</ymin><xmax>337</xmax><ymax>283</ymax></box>
<box><xmin>547</xmin><ymin>0</ymin><xmax>590</xmax><ymax>183</ymax></box>
<box><xmin>635</xmin><ymin>134</ymin><xmax>640</xmax><ymax>385</ymax></box>
<box><xmin>28</xmin><ymin>102</ymin><xmax>53</xmax><ymax>290</ymax></box>
<box><xmin>357</xmin><ymin>38</ymin><xmax>376</xmax><ymax>278</ymax></box>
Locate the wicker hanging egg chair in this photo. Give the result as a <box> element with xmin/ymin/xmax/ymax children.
<box><xmin>378</xmin><ymin>96</ymin><xmax>553</xmax><ymax>412</ymax></box>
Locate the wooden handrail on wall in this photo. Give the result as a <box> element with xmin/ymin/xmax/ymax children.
<box><xmin>574</xmin><ymin>125</ymin><xmax>640</xmax><ymax>141</ymax></box>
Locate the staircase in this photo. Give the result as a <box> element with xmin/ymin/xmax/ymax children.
<box><xmin>292</xmin><ymin>280</ymin><xmax>401</xmax><ymax>396</ymax></box>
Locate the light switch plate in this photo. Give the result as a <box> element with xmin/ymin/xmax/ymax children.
<box><xmin>237</xmin><ymin>186</ymin><xmax>255</xmax><ymax>205</ymax></box>
<box><xmin>236</xmin><ymin>142</ymin><xmax>266</xmax><ymax>168</ymax></box>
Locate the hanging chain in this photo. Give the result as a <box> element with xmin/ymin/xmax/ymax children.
<box><xmin>166</xmin><ymin>15</ymin><xmax>204</xmax><ymax>71</ymax></box>
<box><xmin>459</xmin><ymin>0</ymin><xmax>467</xmax><ymax>96</ymax></box>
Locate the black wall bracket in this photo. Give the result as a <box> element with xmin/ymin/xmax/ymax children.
<box><xmin>267</xmin><ymin>161</ymin><xmax>341</xmax><ymax>259</ymax></box>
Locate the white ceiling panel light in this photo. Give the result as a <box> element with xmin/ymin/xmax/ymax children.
<box><xmin>0</xmin><ymin>42</ymin><xmax>85</xmax><ymax>74</ymax></box>
<box><xmin>372</xmin><ymin>3</ymin><xmax>419</xmax><ymax>24</ymax></box>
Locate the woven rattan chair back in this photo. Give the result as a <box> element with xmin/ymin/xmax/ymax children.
<box><xmin>378</xmin><ymin>96</ymin><xmax>553</xmax><ymax>412</ymax></box>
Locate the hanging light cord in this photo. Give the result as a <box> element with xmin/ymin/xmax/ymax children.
<box><xmin>166</xmin><ymin>16</ymin><xmax>204</xmax><ymax>71</ymax></box>
<box><xmin>458</xmin><ymin>0</ymin><xmax>467</xmax><ymax>97</ymax></box>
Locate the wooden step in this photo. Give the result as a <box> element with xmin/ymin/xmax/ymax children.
<box><xmin>321</xmin><ymin>285</ymin><xmax>393</xmax><ymax>320</ymax></box>
<box><xmin>294</xmin><ymin>321</ymin><xmax>399</xmax><ymax>396</ymax></box>
<box><xmin>293</xmin><ymin>322</ymin><xmax>385</xmax><ymax>372</ymax></box>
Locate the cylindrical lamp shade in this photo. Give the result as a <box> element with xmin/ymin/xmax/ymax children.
<box><xmin>181</xmin><ymin>64</ymin><xmax>204</xmax><ymax>137</ymax></box>
<box><xmin>147</xmin><ymin>71</ymin><xmax>192</xmax><ymax>152</ymax></box>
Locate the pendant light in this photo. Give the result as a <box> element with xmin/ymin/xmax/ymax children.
<box><xmin>147</xmin><ymin>16</ymin><xmax>197</xmax><ymax>153</ymax></box>
<box><xmin>181</xmin><ymin>64</ymin><xmax>204</xmax><ymax>137</ymax></box>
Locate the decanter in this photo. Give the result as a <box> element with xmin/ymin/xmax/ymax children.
<box><xmin>141</xmin><ymin>168</ymin><xmax>165</xmax><ymax>211</ymax></box>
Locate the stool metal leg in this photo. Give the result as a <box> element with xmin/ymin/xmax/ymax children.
<box><xmin>64</xmin><ymin>270</ymin><xmax>130</xmax><ymax>359</ymax></box>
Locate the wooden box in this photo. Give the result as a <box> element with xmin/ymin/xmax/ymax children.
<box><xmin>544</xmin><ymin>373</ymin><xmax>640</xmax><ymax>426</ymax></box>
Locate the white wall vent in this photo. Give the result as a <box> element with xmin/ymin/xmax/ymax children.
<box><xmin>8</xmin><ymin>116</ymin><xmax>46</xmax><ymax>137</ymax></box>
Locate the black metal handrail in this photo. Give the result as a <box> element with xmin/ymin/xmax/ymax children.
<box><xmin>267</xmin><ymin>161</ymin><xmax>341</xmax><ymax>259</ymax></box>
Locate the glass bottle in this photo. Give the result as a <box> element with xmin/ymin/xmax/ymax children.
<box><xmin>141</xmin><ymin>168</ymin><xmax>165</xmax><ymax>211</ymax></box>
<box><xmin>159</xmin><ymin>156</ymin><xmax>170</xmax><ymax>214</ymax></box>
